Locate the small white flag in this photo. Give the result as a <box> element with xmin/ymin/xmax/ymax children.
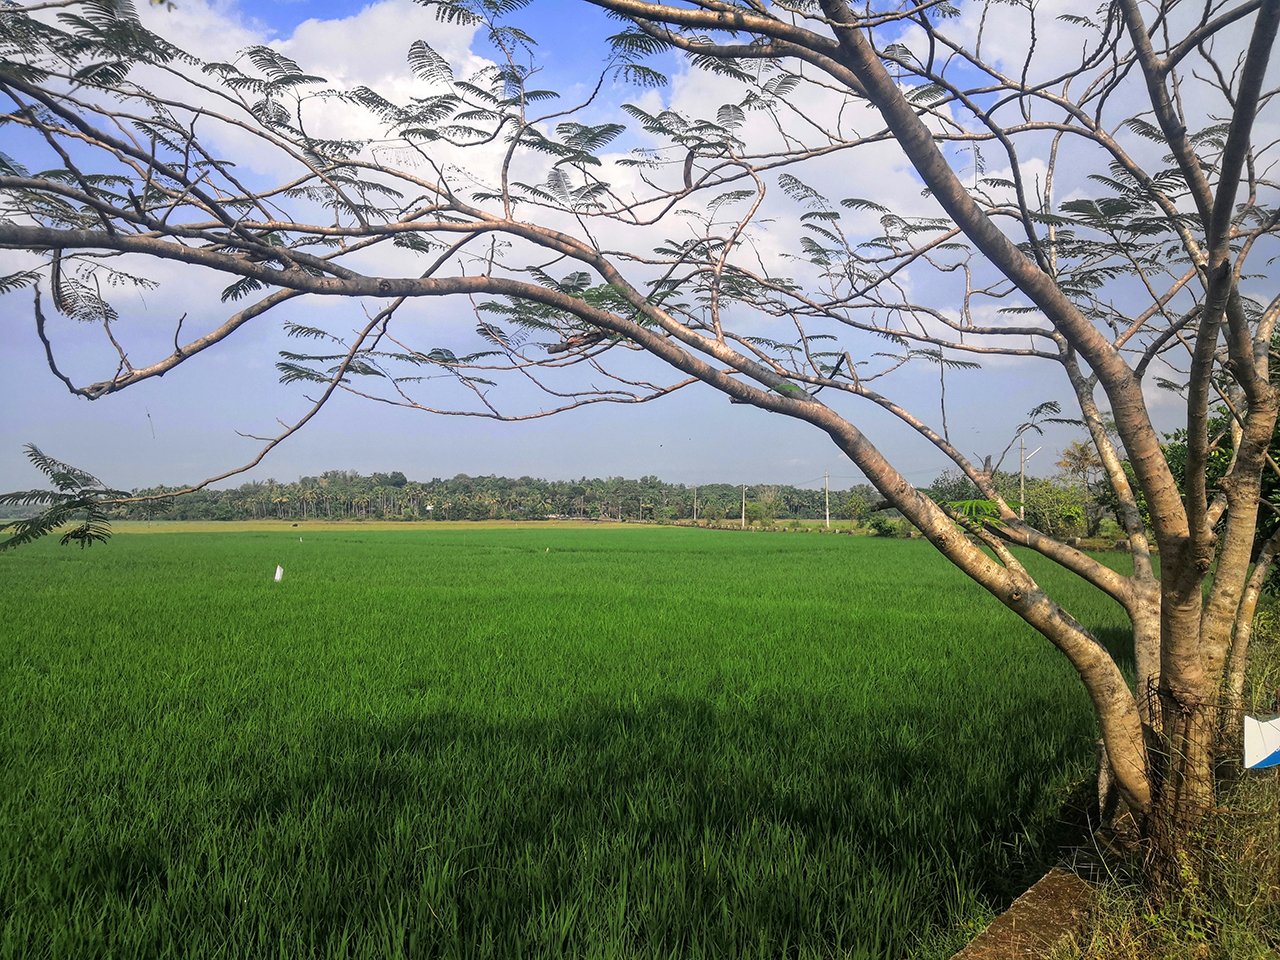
<box><xmin>1244</xmin><ymin>714</ymin><xmax>1280</xmax><ymax>769</ymax></box>
<box><xmin>274</xmin><ymin>565</ymin><xmax>284</xmax><ymax>582</ymax></box>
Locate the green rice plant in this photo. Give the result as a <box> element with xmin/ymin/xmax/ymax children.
<box><xmin>0</xmin><ymin>528</ymin><xmax>1131</xmax><ymax>959</ymax></box>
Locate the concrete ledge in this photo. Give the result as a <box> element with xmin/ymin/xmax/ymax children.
<box><xmin>951</xmin><ymin>868</ymin><xmax>1094</xmax><ymax>959</ymax></box>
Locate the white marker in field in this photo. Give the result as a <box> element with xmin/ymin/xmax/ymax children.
<box><xmin>274</xmin><ymin>565</ymin><xmax>284</xmax><ymax>583</ymax></box>
<box><xmin>1244</xmin><ymin>714</ymin><xmax>1280</xmax><ymax>769</ymax></box>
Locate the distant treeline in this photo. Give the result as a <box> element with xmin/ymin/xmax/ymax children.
<box><xmin>110</xmin><ymin>471</ymin><xmax>879</xmax><ymax>524</ymax></box>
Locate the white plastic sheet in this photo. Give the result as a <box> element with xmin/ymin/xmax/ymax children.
<box><xmin>1243</xmin><ymin>714</ymin><xmax>1280</xmax><ymax>769</ymax></box>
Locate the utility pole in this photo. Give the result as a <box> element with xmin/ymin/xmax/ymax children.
<box><xmin>1019</xmin><ymin>438</ymin><xmax>1042</xmax><ymax>521</ymax></box>
<box><xmin>824</xmin><ymin>471</ymin><xmax>830</xmax><ymax>529</ymax></box>
<box><xmin>741</xmin><ymin>485</ymin><xmax>746</xmax><ymax>529</ymax></box>
<box><xmin>1019</xmin><ymin>436</ymin><xmax>1024</xmax><ymax>521</ymax></box>
<box><xmin>693</xmin><ymin>485</ymin><xmax>698</xmax><ymax>522</ymax></box>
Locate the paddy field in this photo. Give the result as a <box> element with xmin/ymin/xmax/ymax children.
<box><xmin>0</xmin><ymin>524</ymin><xmax>1130</xmax><ymax>958</ymax></box>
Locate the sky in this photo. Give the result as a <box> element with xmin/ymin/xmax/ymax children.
<box><xmin>0</xmin><ymin>0</ymin><xmax>1203</xmax><ymax>493</ymax></box>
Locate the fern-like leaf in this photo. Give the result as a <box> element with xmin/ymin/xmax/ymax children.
<box><xmin>0</xmin><ymin>444</ymin><xmax>125</xmax><ymax>550</ymax></box>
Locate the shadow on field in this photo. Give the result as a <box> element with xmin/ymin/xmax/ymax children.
<box><xmin>205</xmin><ymin>692</ymin><xmax>1090</xmax><ymax>958</ymax></box>
<box><xmin>1093</xmin><ymin>626</ymin><xmax>1137</xmax><ymax>675</ymax></box>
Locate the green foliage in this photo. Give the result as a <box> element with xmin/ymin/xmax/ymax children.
<box><xmin>867</xmin><ymin>512</ymin><xmax>911</xmax><ymax>538</ymax></box>
<box><xmin>947</xmin><ymin>499</ymin><xmax>1003</xmax><ymax>522</ymax></box>
<box><xmin>1020</xmin><ymin>480</ymin><xmax>1088</xmax><ymax>539</ymax></box>
<box><xmin>1095</xmin><ymin>406</ymin><xmax>1280</xmax><ymax>567</ymax></box>
<box><xmin>926</xmin><ymin>469</ymin><xmax>1093</xmax><ymax>539</ymax></box>
<box><xmin>1164</xmin><ymin>408</ymin><xmax>1280</xmax><ymax>558</ymax></box>
<box><xmin>0</xmin><ymin>445</ymin><xmax>125</xmax><ymax>550</ymax></box>
<box><xmin>105</xmin><ymin>470</ymin><xmax>876</xmax><ymax>525</ymax></box>
<box><xmin>846</xmin><ymin>490</ymin><xmax>871</xmax><ymax>525</ymax></box>
<box><xmin>928</xmin><ymin>469</ymin><xmax>981</xmax><ymax>506</ymax></box>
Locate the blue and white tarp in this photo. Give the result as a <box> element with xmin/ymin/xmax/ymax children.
<box><xmin>1244</xmin><ymin>714</ymin><xmax>1280</xmax><ymax>769</ymax></box>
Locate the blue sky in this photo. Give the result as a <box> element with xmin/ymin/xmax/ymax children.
<box><xmin>0</xmin><ymin>0</ymin><xmax>1135</xmax><ymax>493</ymax></box>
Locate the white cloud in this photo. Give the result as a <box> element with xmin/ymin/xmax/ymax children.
<box><xmin>11</xmin><ymin>0</ymin><xmax>1272</xmax><ymax>489</ymax></box>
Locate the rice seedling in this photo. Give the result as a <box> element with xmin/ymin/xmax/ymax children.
<box><xmin>0</xmin><ymin>526</ymin><xmax>1129</xmax><ymax>958</ymax></box>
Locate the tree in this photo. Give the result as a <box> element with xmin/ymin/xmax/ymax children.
<box><xmin>1018</xmin><ymin>476</ymin><xmax>1088</xmax><ymax>540</ymax></box>
<box><xmin>1</xmin><ymin>0</ymin><xmax>1277</xmax><ymax>879</ymax></box>
<box><xmin>846</xmin><ymin>489</ymin><xmax>871</xmax><ymax>527</ymax></box>
<box><xmin>928</xmin><ymin>467</ymin><xmax>1091</xmax><ymax>538</ymax></box>
<box><xmin>756</xmin><ymin>485</ymin><xmax>782</xmax><ymax>523</ymax></box>
<box><xmin>1057</xmin><ymin>440</ymin><xmax>1104</xmax><ymax>490</ymax></box>
<box><xmin>1057</xmin><ymin>439</ymin><xmax>1106</xmax><ymax>536</ymax></box>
